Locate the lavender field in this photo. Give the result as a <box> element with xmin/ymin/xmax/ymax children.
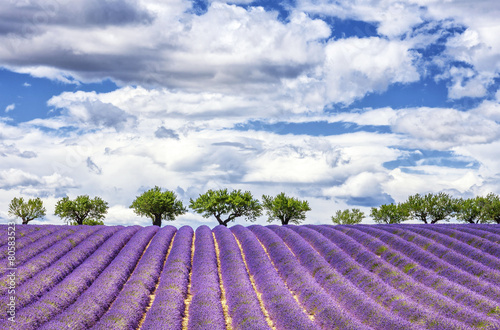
<box><xmin>1</xmin><ymin>224</ymin><xmax>500</xmax><ymax>329</ymax></box>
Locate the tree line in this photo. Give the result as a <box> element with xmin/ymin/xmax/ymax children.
<box><xmin>7</xmin><ymin>188</ymin><xmax>311</xmax><ymax>227</ymax></box>
<box><xmin>7</xmin><ymin>190</ymin><xmax>500</xmax><ymax>226</ymax></box>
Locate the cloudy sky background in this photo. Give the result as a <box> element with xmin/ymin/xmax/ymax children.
<box><xmin>1</xmin><ymin>0</ymin><xmax>499</xmax><ymax>227</ymax></box>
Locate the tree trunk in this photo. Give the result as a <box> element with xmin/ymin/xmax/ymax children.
<box><xmin>22</xmin><ymin>218</ymin><xmax>29</xmax><ymax>225</ymax></box>
<box><xmin>153</xmin><ymin>214</ymin><xmax>162</xmax><ymax>227</ymax></box>
<box><xmin>215</xmin><ymin>215</ymin><xmax>227</xmax><ymax>226</ymax></box>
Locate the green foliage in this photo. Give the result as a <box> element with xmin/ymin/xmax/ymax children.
<box><xmin>129</xmin><ymin>186</ymin><xmax>187</xmax><ymax>227</ymax></box>
<box><xmin>79</xmin><ymin>218</ymin><xmax>104</xmax><ymax>226</ymax></box>
<box><xmin>54</xmin><ymin>195</ymin><xmax>108</xmax><ymax>225</ymax></box>
<box><xmin>482</xmin><ymin>193</ymin><xmax>500</xmax><ymax>224</ymax></box>
<box><xmin>8</xmin><ymin>197</ymin><xmax>46</xmax><ymax>224</ymax></box>
<box><xmin>331</xmin><ymin>208</ymin><xmax>365</xmax><ymax>225</ymax></box>
<box><xmin>370</xmin><ymin>203</ymin><xmax>409</xmax><ymax>224</ymax></box>
<box><xmin>261</xmin><ymin>192</ymin><xmax>311</xmax><ymax>225</ymax></box>
<box><xmin>189</xmin><ymin>188</ymin><xmax>262</xmax><ymax>226</ymax></box>
<box><xmin>454</xmin><ymin>194</ymin><xmax>500</xmax><ymax>224</ymax></box>
<box><xmin>404</xmin><ymin>192</ymin><xmax>455</xmax><ymax>224</ymax></box>
<box><xmin>454</xmin><ymin>196</ymin><xmax>485</xmax><ymax>224</ymax></box>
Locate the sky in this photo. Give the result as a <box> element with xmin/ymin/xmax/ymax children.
<box><xmin>1</xmin><ymin>0</ymin><xmax>499</xmax><ymax>227</ymax></box>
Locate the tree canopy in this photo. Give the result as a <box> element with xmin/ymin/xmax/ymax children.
<box><xmin>370</xmin><ymin>203</ymin><xmax>409</xmax><ymax>224</ymax></box>
<box><xmin>54</xmin><ymin>195</ymin><xmax>108</xmax><ymax>225</ymax></box>
<box><xmin>261</xmin><ymin>192</ymin><xmax>311</xmax><ymax>225</ymax></box>
<box><xmin>331</xmin><ymin>208</ymin><xmax>365</xmax><ymax>225</ymax></box>
<box><xmin>8</xmin><ymin>197</ymin><xmax>46</xmax><ymax>224</ymax></box>
<box><xmin>481</xmin><ymin>193</ymin><xmax>500</xmax><ymax>224</ymax></box>
<box><xmin>404</xmin><ymin>192</ymin><xmax>455</xmax><ymax>224</ymax></box>
<box><xmin>190</xmin><ymin>188</ymin><xmax>262</xmax><ymax>226</ymax></box>
<box><xmin>129</xmin><ymin>186</ymin><xmax>187</xmax><ymax>226</ymax></box>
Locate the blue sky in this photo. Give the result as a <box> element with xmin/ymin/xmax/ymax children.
<box><xmin>1</xmin><ymin>0</ymin><xmax>499</xmax><ymax>227</ymax></box>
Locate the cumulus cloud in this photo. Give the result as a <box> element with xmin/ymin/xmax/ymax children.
<box><xmin>324</xmin><ymin>37</ymin><xmax>420</xmax><ymax>104</ymax></box>
<box><xmin>0</xmin><ymin>169</ymin><xmax>75</xmax><ymax>192</ymax></box>
<box><xmin>0</xmin><ymin>143</ymin><xmax>37</xmax><ymax>158</ymax></box>
<box><xmin>0</xmin><ymin>2</ymin><xmax>330</xmax><ymax>93</ymax></box>
<box><xmin>323</xmin><ymin>171</ymin><xmax>394</xmax><ymax>206</ymax></box>
<box><xmin>296</xmin><ymin>0</ymin><xmax>424</xmax><ymax>37</ymax></box>
<box><xmin>391</xmin><ymin>107</ymin><xmax>500</xmax><ymax>149</ymax></box>
<box><xmin>48</xmin><ymin>91</ymin><xmax>136</xmax><ymax>130</ymax></box>
<box><xmin>436</xmin><ymin>66</ymin><xmax>493</xmax><ymax>99</ymax></box>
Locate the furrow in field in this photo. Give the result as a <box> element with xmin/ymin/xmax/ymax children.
<box><xmin>37</xmin><ymin>226</ymin><xmax>159</xmax><ymax>330</ymax></box>
<box><xmin>1</xmin><ymin>226</ymin><xmax>120</xmax><ymax>317</ymax></box>
<box><xmin>0</xmin><ymin>226</ymin><xmax>140</xmax><ymax>330</ymax></box>
<box><xmin>413</xmin><ymin>225</ymin><xmax>500</xmax><ymax>259</ymax></box>
<box><xmin>332</xmin><ymin>225</ymin><xmax>500</xmax><ymax>323</ymax></box>
<box><xmin>186</xmin><ymin>226</ymin><xmax>226</xmax><ymax>330</ymax></box>
<box><xmin>213</xmin><ymin>231</ymin><xmax>234</xmax><ymax>330</ymax></box>
<box><xmin>181</xmin><ymin>233</ymin><xmax>196</xmax><ymax>330</ymax></box>
<box><xmin>377</xmin><ymin>225</ymin><xmax>500</xmax><ymax>285</ymax></box>
<box><xmin>137</xmin><ymin>230</ymin><xmax>177</xmax><ymax>329</ymax></box>
<box><xmin>309</xmin><ymin>225</ymin><xmax>499</xmax><ymax>329</ymax></box>
<box><xmin>90</xmin><ymin>226</ymin><xmax>176</xmax><ymax>330</ymax></box>
<box><xmin>212</xmin><ymin>225</ymin><xmax>271</xmax><ymax>330</ymax></box>
<box><xmin>351</xmin><ymin>225</ymin><xmax>500</xmax><ymax>305</ymax></box>
<box><xmin>139</xmin><ymin>226</ymin><xmax>193</xmax><ymax>330</ymax></box>
<box><xmin>0</xmin><ymin>226</ymin><xmax>100</xmax><ymax>295</ymax></box>
<box><xmin>0</xmin><ymin>225</ymin><xmax>61</xmax><ymax>258</ymax></box>
<box><xmin>0</xmin><ymin>226</ymin><xmax>78</xmax><ymax>274</ymax></box>
<box><xmin>275</xmin><ymin>226</ymin><xmax>425</xmax><ymax>329</ymax></box>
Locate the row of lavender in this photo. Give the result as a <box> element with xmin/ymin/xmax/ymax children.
<box><xmin>1</xmin><ymin>224</ymin><xmax>499</xmax><ymax>329</ymax></box>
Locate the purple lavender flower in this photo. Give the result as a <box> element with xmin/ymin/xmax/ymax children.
<box><xmin>212</xmin><ymin>225</ymin><xmax>271</xmax><ymax>330</ymax></box>
<box><xmin>308</xmin><ymin>225</ymin><xmax>500</xmax><ymax>329</ymax></box>
<box><xmin>90</xmin><ymin>225</ymin><xmax>176</xmax><ymax>330</ymax></box>
<box><xmin>140</xmin><ymin>226</ymin><xmax>194</xmax><ymax>330</ymax></box>
<box><xmin>1</xmin><ymin>226</ymin><xmax>140</xmax><ymax>330</ymax></box>
<box><xmin>187</xmin><ymin>225</ymin><xmax>226</xmax><ymax>330</ymax></box>
<box><xmin>38</xmin><ymin>226</ymin><xmax>159</xmax><ymax>330</ymax></box>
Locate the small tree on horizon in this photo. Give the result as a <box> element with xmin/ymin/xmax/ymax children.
<box><xmin>403</xmin><ymin>192</ymin><xmax>455</xmax><ymax>224</ymax></box>
<box><xmin>482</xmin><ymin>193</ymin><xmax>500</xmax><ymax>224</ymax></box>
<box><xmin>190</xmin><ymin>188</ymin><xmax>262</xmax><ymax>227</ymax></box>
<box><xmin>455</xmin><ymin>196</ymin><xmax>490</xmax><ymax>224</ymax></box>
<box><xmin>261</xmin><ymin>192</ymin><xmax>311</xmax><ymax>225</ymax></box>
<box><xmin>331</xmin><ymin>208</ymin><xmax>365</xmax><ymax>225</ymax></box>
<box><xmin>8</xmin><ymin>197</ymin><xmax>46</xmax><ymax>224</ymax></box>
<box><xmin>129</xmin><ymin>186</ymin><xmax>187</xmax><ymax>227</ymax></box>
<box><xmin>370</xmin><ymin>203</ymin><xmax>409</xmax><ymax>224</ymax></box>
<box><xmin>55</xmin><ymin>195</ymin><xmax>108</xmax><ymax>225</ymax></box>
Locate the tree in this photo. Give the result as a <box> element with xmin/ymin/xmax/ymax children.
<box><xmin>261</xmin><ymin>193</ymin><xmax>311</xmax><ymax>225</ymax></box>
<box><xmin>454</xmin><ymin>196</ymin><xmax>486</xmax><ymax>224</ymax></box>
<box><xmin>55</xmin><ymin>195</ymin><xmax>108</xmax><ymax>225</ymax></box>
<box><xmin>190</xmin><ymin>188</ymin><xmax>262</xmax><ymax>227</ymax></box>
<box><xmin>404</xmin><ymin>192</ymin><xmax>455</xmax><ymax>224</ymax></box>
<box><xmin>8</xmin><ymin>197</ymin><xmax>46</xmax><ymax>224</ymax></box>
<box><xmin>370</xmin><ymin>203</ymin><xmax>409</xmax><ymax>224</ymax></box>
<box><xmin>481</xmin><ymin>193</ymin><xmax>500</xmax><ymax>224</ymax></box>
<box><xmin>130</xmin><ymin>186</ymin><xmax>187</xmax><ymax>226</ymax></box>
<box><xmin>331</xmin><ymin>208</ymin><xmax>365</xmax><ymax>225</ymax></box>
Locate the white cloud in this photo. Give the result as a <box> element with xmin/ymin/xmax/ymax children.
<box><xmin>324</xmin><ymin>37</ymin><xmax>420</xmax><ymax>104</ymax></box>
<box><xmin>296</xmin><ymin>0</ymin><xmax>424</xmax><ymax>37</ymax></box>
<box><xmin>323</xmin><ymin>171</ymin><xmax>388</xmax><ymax>199</ymax></box>
<box><xmin>436</xmin><ymin>66</ymin><xmax>493</xmax><ymax>99</ymax></box>
<box><xmin>391</xmin><ymin>107</ymin><xmax>500</xmax><ymax>149</ymax></box>
<box><xmin>4</xmin><ymin>104</ymin><xmax>15</xmax><ymax>113</ymax></box>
